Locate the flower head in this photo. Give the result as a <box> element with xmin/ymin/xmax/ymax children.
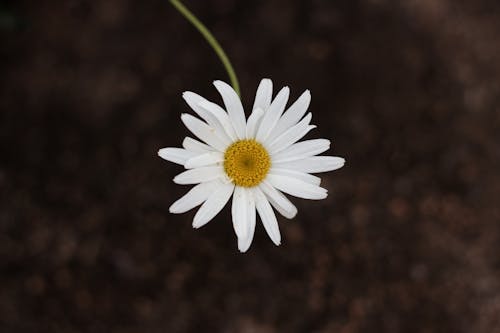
<box><xmin>158</xmin><ymin>79</ymin><xmax>345</xmax><ymax>252</ymax></box>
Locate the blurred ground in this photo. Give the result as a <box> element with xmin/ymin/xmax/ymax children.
<box><xmin>1</xmin><ymin>0</ymin><xmax>500</xmax><ymax>332</ymax></box>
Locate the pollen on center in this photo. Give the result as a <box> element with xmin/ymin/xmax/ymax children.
<box><xmin>223</xmin><ymin>139</ymin><xmax>271</xmax><ymax>187</ymax></box>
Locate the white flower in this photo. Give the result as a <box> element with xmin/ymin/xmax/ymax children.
<box><xmin>158</xmin><ymin>79</ymin><xmax>345</xmax><ymax>252</ymax></box>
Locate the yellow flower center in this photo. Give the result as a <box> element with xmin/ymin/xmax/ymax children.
<box><xmin>223</xmin><ymin>139</ymin><xmax>271</xmax><ymax>187</ymax></box>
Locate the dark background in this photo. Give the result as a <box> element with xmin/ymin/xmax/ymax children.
<box><xmin>1</xmin><ymin>0</ymin><xmax>500</xmax><ymax>332</ymax></box>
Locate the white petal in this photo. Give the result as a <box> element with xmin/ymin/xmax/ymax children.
<box><xmin>253</xmin><ymin>187</ymin><xmax>281</xmax><ymax>246</ymax></box>
<box><xmin>246</xmin><ymin>107</ymin><xmax>264</xmax><ymax>139</ymax></box>
<box><xmin>158</xmin><ymin>148</ymin><xmax>197</xmax><ymax>165</ymax></box>
<box><xmin>252</xmin><ymin>78</ymin><xmax>273</xmax><ymax>112</ymax></box>
<box><xmin>272</xmin><ymin>139</ymin><xmax>330</xmax><ymax>163</ymax></box>
<box><xmin>182</xmin><ymin>91</ymin><xmax>213</xmax><ymax>123</ymax></box>
<box><xmin>182</xmin><ymin>92</ymin><xmax>231</xmax><ymax>142</ymax></box>
<box><xmin>259</xmin><ymin>181</ymin><xmax>297</xmax><ymax>219</ymax></box>
<box><xmin>267</xmin><ymin>174</ymin><xmax>327</xmax><ymax>200</ymax></box>
<box><xmin>173</xmin><ymin>166</ymin><xmax>224</xmax><ymax>185</ymax></box>
<box><xmin>267</xmin><ymin>90</ymin><xmax>311</xmax><ymax>143</ymax></box>
<box><xmin>182</xmin><ymin>137</ymin><xmax>214</xmax><ymax>153</ymax></box>
<box><xmin>193</xmin><ymin>182</ymin><xmax>234</xmax><ymax>228</ymax></box>
<box><xmin>238</xmin><ymin>191</ymin><xmax>256</xmax><ymax>253</ymax></box>
<box><xmin>274</xmin><ymin>156</ymin><xmax>345</xmax><ymax>173</ymax></box>
<box><xmin>231</xmin><ymin>186</ymin><xmax>248</xmax><ymax>239</ymax></box>
<box><xmin>198</xmin><ymin>100</ymin><xmax>237</xmax><ymax>141</ymax></box>
<box><xmin>181</xmin><ymin>114</ymin><xmax>228</xmax><ymax>151</ymax></box>
<box><xmin>182</xmin><ymin>92</ymin><xmax>213</xmax><ymax>123</ymax></box>
<box><xmin>255</xmin><ymin>86</ymin><xmax>290</xmax><ymax>143</ymax></box>
<box><xmin>269</xmin><ymin>168</ymin><xmax>321</xmax><ymax>186</ymax></box>
<box><xmin>184</xmin><ymin>151</ymin><xmax>224</xmax><ymax>169</ymax></box>
<box><xmin>267</xmin><ymin>113</ymin><xmax>314</xmax><ymax>153</ymax></box>
<box><xmin>169</xmin><ymin>180</ymin><xmax>219</xmax><ymax>213</ymax></box>
<box><xmin>213</xmin><ymin>80</ymin><xmax>246</xmax><ymax>139</ymax></box>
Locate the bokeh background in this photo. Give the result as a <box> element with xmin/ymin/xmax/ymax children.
<box><xmin>1</xmin><ymin>0</ymin><xmax>500</xmax><ymax>332</ymax></box>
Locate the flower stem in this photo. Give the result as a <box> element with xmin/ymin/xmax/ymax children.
<box><xmin>169</xmin><ymin>0</ymin><xmax>241</xmax><ymax>97</ymax></box>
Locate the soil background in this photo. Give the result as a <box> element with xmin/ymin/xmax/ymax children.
<box><xmin>1</xmin><ymin>0</ymin><xmax>500</xmax><ymax>332</ymax></box>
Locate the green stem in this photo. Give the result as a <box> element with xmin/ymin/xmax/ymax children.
<box><xmin>169</xmin><ymin>0</ymin><xmax>241</xmax><ymax>97</ymax></box>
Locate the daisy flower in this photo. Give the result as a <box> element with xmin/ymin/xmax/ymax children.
<box><xmin>158</xmin><ymin>79</ymin><xmax>345</xmax><ymax>252</ymax></box>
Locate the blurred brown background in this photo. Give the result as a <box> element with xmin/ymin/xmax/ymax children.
<box><xmin>1</xmin><ymin>0</ymin><xmax>500</xmax><ymax>332</ymax></box>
